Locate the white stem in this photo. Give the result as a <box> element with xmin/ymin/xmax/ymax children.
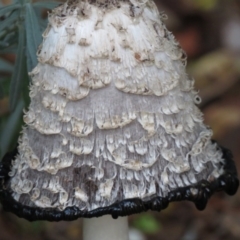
<box><xmin>83</xmin><ymin>215</ymin><xmax>129</xmax><ymax>240</ymax></box>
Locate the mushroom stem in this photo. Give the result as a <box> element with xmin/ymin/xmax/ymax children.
<box><xmin>83</xmin><ymin>215</ymin><xmax>129</xmax><ymax>240</ymax></box>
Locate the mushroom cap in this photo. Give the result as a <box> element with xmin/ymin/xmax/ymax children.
<box><xmin>0</xmin><ymin>0</ymin><xmax>238</xmax><ymax>221</ymax></box>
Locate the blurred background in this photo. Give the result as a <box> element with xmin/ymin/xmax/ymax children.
<box><xmin>0</xmin><ymin>0</ymin><xmax>240</xmax><ymax>239</ymax></box>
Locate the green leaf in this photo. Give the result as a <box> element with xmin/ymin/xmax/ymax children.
<box><xmin>0</xmin><ymin>76</ymin><xmax>11</xmax><ymax>100</ymax></box>
<box><xmin>0</xmin><ymin>99</ymin><xmax>24</xmax><ymax>160</ymax></box>
<box><xmin>0</xmin><ymin>10</ymin><xmax>19</xmax><ymax>34</ymax></box>
<box><xmin>0</xmin><ymin>3</ymin><xmax>20</xmax><ymax>17</ymax></box>
<box><xmin>26</xmin><ymin>48</ymin><xmax>32</xmax><ymax>73</ymax></box>
<box><xmin>0</xmin><ymin>86</ymin><xmax>3</xmax><ymax>99</ymax></box>
<box><xmin>22</xmin><ymin>59</ymin><xmax>31</xmax><ymax>107</ymax></box>
<box><xmin>0</xmin><ymin>41</ymin><xmax>9</xmax><ymax>47</ymax></box>
<box><xmin>133</xmin><ymin>214</ymin><xmax>161</xmax><ymax>234</ymax></box>
<box><xmin>0</xmin><ymin>22</ymin><xmax>17</xmax><ymax>41</ymax></box>
<box><xmin>33</xmin><ymin>1</ymin><xmax>60</xmax><ymax>9</ymax></box>
<box><xmin>0</xmin><ymin>58</ymin><xmax>13</xmax><ymax>72</ymax></box>
<box><xmin>1</xmin><ymin>30</ymin><xmax>18</xmax><ymax>48</ymax></box>
<box><xmin>38</xmin><ymin>18</ymin><xmax>48</xmax><ymax>32</ymax></box>
<box><xmin>0</xmin><ymin>29</ymin><xmax>18</xmax><ymax>51</ymax></box>
<box><xmin>9</xmin><ymin>24</ymin><xmax>26</xmax><ymax>111</ymax></box>
<box><xmin>0</xmin><ymin>44</ymin><xmax>18</xmax><ymax>54</ymax></box>
<box><xmin>25</xmin><ymin>3</ymin><xmax>42</xmax><ymax>72</ymax></box>
<box><xmin>17</xmin><ymin>0</ymin><xmax>27</xmax><ymax>5</ymax></box>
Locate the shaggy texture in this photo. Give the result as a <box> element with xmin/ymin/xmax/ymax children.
<box><xmin>1</xmin><ymin>0</ymin><xmax>237</xmax><ymax>217</ymax></box>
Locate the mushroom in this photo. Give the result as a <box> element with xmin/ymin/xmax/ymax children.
<box><xmin>0</xmin><ymin>0</ymin><xmax>238</xmax><ymax>239</ymax></box>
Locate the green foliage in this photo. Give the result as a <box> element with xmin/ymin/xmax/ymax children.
<box><xmin>0</xmin><ymin>100</ymin><xmax>24</xmax><ymax>159</ymax></box>
<box><xmin>0</xmin><ymin>0</ymin><xmax>60</xmax><ymax>160</ymax></box>
<box><xmin>133</xmin><ymin>213</ymin><xmax>161</xmax><ymax>234</ymax></box>
<box><xmin>0</xmin><ymin>58</ymin><xmax>13</xmax><ymax>72</ymax></box>
<box><xmin>9</xmin><ymin>24</ymin><xmax>26</xmax><ymax>111</ymax></box>
<box><xmin>33</xmin><ymin>1</ymin><xmax>60</xmax><ymax>9</ymax></box>
<box><xmin>0</xmin><ymin>3</ymin><xmax>20</xmax><ymax>17</ymax></box>
<box><xmin>25</xmin><ymin>3</ymin><xmax>43</xmax><ymax>72</ymax></box>
<box><xmin>192</xmin><ymin>0</ymin><xmax>218</xmax><ymax>10</ymax></box>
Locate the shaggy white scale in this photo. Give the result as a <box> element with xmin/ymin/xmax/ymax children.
<box><xmin>9</xmin><ymin>0</ymin><xmax>225</xmax><ymax>212</ymax></box>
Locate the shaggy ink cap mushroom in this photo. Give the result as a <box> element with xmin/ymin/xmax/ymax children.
<box><xmin>0</xmin><ymin>0</ymin><xmax>239</xmax><ymax>221</ymax></box>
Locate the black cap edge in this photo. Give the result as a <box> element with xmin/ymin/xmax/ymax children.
<box><xmin>0</xmin><ymin>143</ymin><xmax>238</xmax><ymax>221</ymax></box>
